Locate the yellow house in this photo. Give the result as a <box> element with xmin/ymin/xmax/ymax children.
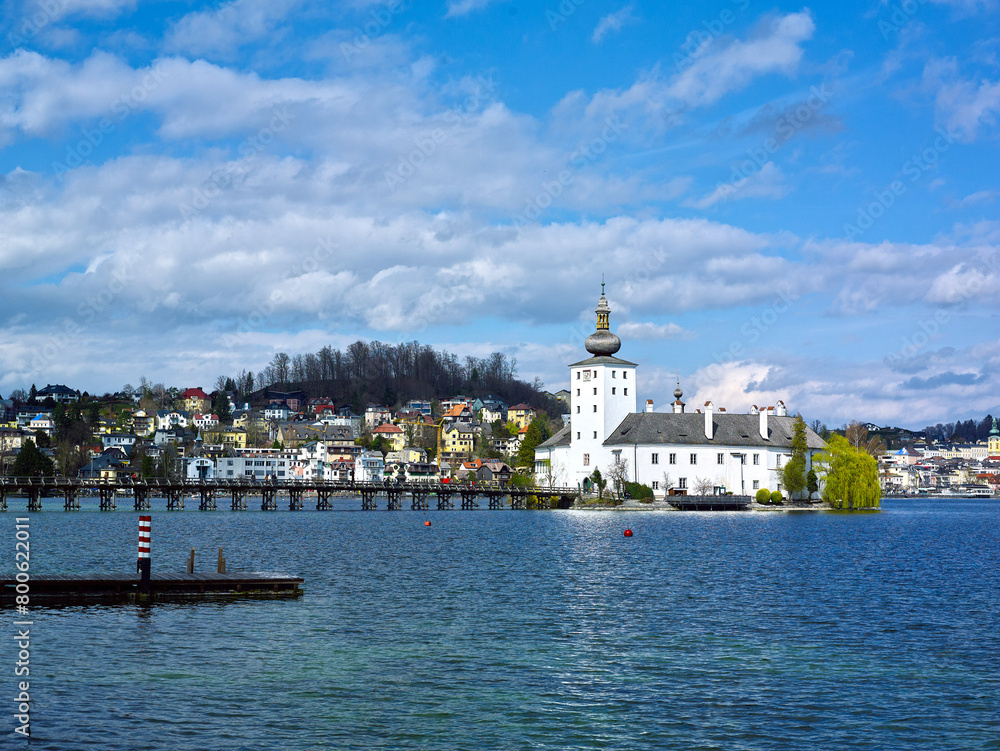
<box><xmin>204</xmin><ymin>428</ymin><xmax>248</xmax><ymax>450</ymax></box>
<box><xmin>373</xmin><ymin>423</ymin><xmax>405</xmax><ymax>452</ymax></box>
<box><xmin>441</xmin><ymin>424</ymin><xmax>474</xmax><ymax>458</ymax></box>
<box><xmin>181</xmin><ymin>387</ymin><xmax>212</xmax><ymax>415</ymax></box>
<box><xmin>507</xmin><ymin>403</ymin><xmax>535</xmax><ymax>430</ymax></box>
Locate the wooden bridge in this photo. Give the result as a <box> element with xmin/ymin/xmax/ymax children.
<box><xmin>0</xmin><ymin>477</ymin><xmax>581</xmax><ymax>512</ymax></box>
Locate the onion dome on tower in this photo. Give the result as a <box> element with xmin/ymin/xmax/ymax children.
<box><xmin>585</xmin><ymin>281</ymin><xmax>622</xmax><ymax>356</ymax></box>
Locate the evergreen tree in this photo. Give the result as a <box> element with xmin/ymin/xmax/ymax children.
<box><xmin>517</xmin><ymin>418</ymin><xmax>552</xmax><ymax>468</ymax></box>
<box><xmin>11</xmin><ymin>440</ymin><xmax>55</xmax><ymax>477</ymax></box>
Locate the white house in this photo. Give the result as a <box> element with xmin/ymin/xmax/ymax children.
<box><xmin>356</xmin><ymin>450</ymin><xmax>385</xmax><ymax>482</ymax></box>
<box><xmin>535</xmin><ymin>287</ymin><xmax>825</xmax><ymax>497</ymax></box>
<box><xmin>156</xmin><ymin>410</ymin><xmax>189</xmax><ymax>430</ymax></box>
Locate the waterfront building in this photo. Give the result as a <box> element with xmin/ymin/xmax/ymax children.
<box><xmin>535</xmin><ymin>287</ymin><xmax>825</xmax><ymax>496</ymax></box>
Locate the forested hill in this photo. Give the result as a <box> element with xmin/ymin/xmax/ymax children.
<box><xmin>230</xmin><ymin>340</ymin><xmax>564</xmax><ymax>416</ymax></box>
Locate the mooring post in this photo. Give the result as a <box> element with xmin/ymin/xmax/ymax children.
<box><xmin>137</xmin><ymin>515</ymin><xmax>151</xmax><ymax>594</ymax></box>
<box><xmin>187</xmin><ymin>548</ymin><xmax>195</xmax><ymax>574</ymax></box>
<box><xmin>217</xmin><ymin>547</ymin><xmax>226</xmax><ymax>574</ymax></box>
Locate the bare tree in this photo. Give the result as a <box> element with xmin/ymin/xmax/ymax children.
<box><xmin>693</xmin><ymin>476</ymin><xmax>715</xmax><ymax>496</ymax></box>
<box><xmin>606</xmin><ymin>458</ymin><xmax>630</xmax><ymax>498</ymax></box>
<box><xmin>846</xmin><ymin>420</ymin><xmax>887</xmax><ymax>458</ymax></box>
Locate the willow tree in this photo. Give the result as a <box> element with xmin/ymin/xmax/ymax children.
<box><xmin>814</xmin><ymin>434</ymin><xmax>881</xmax><ymax>509</ymax></box>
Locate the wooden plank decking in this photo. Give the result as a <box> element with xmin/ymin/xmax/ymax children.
<box><xmin>0</xmin><ymin>572</ymin><xmax>304</xmax><ymax>605</ymax></box>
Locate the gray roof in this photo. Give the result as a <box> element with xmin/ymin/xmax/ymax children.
<box><xmin>602</xmin><ymin>413</ymin><xmax>827</xmax><ymax>450</ymax></box>
<box><xmin>537</xmin><ymin>423</ymin><xmax>572</xmax><ymax>449</ymax></box>
<box><xmin>569</xmin><ymin>355</ymin><xmax>638</xmax><ymax>368</ymax></box>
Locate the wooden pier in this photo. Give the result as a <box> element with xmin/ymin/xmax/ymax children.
<box><xmin>667</xmin><ymin>495</ymin><xmax>752</xmax><ymax>511</ymax></box>
<box><xmin>0</xmin><ymin>572</ymin><xmax>304</xmax><ymax>605</ymax></box>
<box><xmin>0</xmin><ymin>477</ymin><xmax>579</xmax><ymax>512</ymax></box>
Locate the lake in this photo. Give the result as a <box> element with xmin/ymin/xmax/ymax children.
<box><xmin>3</xmin><ymin>497</ymin><xmax>998</xmax><ymax>750</ymax></box>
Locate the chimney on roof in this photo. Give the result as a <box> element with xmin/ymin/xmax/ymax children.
<box><xmin>704</xmin><ymin>401</ymin><xmax>714</xmax><ymax>440</ymax></box>
<box><xmin>775</xmin><ymin>400</ymin><xmax>787</xmax><ymax>417</ymax></box>
<box><xmin>645</xmin><ymin>399</ymin><xmax>654</xmax><ymax>413</ymax></box>
<box><xmin>750</xmin><ymin>405</ymin><xmax>759</xmax><ymax>415</ymax></box>
<box><xmin>760</xmin><ymin>406</ymin><xmax>772</xmax><ymax>440</ymax></box>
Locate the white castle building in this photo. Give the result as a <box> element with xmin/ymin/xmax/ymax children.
<box><xmin>535</xmin><ymin>287</ymin><xmax>825</xmax><ymax>497</ymax></box>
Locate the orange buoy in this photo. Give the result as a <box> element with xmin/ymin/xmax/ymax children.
<box><xmin>624</xmin><ymin>529</ymin><xmax>633</xmax><ymax>537</ymax></box>
<box><xmin>424</xmin><ymin>521</ymin><xmax>432</xmax><ymax>526</ymax></box>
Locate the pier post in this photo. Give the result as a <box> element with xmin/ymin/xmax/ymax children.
<box><xmin>137</xmin><ymin>515</ymin><xmax>151</xmax><ymax>594</ymax></box>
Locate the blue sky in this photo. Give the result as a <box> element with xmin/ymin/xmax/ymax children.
<box><xmin>0</xmin><ymin>0</ymin><xmax>998</xmax><ymax>429</ymax></box>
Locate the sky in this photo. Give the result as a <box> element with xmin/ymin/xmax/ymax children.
<box><xmin>0</xmin><ymin>0</ymin><xmax>998</xmax><ymax>430</ymax></box>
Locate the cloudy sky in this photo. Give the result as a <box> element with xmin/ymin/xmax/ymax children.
<box><xmin>0</xmin><ymin>0</ymin><xmax>998</xmax><ymax>429</ymax></box>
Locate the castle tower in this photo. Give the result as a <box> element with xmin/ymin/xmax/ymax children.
<box><xmin>568</xmin><ymin>283</ymin><xmax>637</xmax><ymax>478</ymax></box>
<box><xmin>989</xmin><ymin>417</ymin><xmax>1000</xmax><ymax>455</ymax></box>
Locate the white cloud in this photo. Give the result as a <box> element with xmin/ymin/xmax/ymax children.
<box><xmin>618</xmin><ymin>322</ymin><xmax>692</xmax><ymax>340</ymax></box>
<box><xmin>592</xmin><ymin>5</ymin><xmax>639</xmax><ymax>44</ymax></box>
<box><xmin>445</xmin><ymin>0</ymin><xmax>506</xmax><ymax>18</ymax></box>
<box><xmin>164</xmin><ymin>0</ymin><xmax>299</xmax><ymax>58</ymax></box>
<box><xmin>556</xmin><ymin>11</ymin><xmax>815</xmax><ymax>136</ymax></box>
<box><xmin>665</xmin><ymin>11</ymin><xmax>815</xmax><ymax>108</ymax></box>
<box><xmin>684</xmin><ymin>162</ymin><xmax>789</xmax><ymax>209</ymax></box>
<box><xmin>924</xmin><ymin>57</ymin><xmax>1000</xmax><ymax>142</ymax></box>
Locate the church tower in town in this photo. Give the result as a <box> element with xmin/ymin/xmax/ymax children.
<box><xmin>567</xmin><ymin>284</ymin><xmax>637</xmax><ymax>476</ymax></box>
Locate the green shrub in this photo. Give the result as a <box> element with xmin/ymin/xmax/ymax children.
<box><xmin>624</xmin><ymin>481</ymin><xmax>655</xmax><ymax>500</ymax></box>
<box><xmin>770</xmin><ymin>490</ymin><xmax>783</xmax><ymax>504</ymax></box>
<box><xmin>755</xmin><ymin>488</ymin><xmax>771</xmax><ymax>503</ymax></box>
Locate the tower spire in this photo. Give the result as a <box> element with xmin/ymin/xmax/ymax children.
<box><xmin>585</xmin><ymin>281</ymin><xmax>621</xmax><ymax>356</ymax></box>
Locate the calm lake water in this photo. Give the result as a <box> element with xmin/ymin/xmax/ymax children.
<box><xmin>3</xmin><ymin>498</ymin><xmax>998</xmax><ymax>750</ymax></box>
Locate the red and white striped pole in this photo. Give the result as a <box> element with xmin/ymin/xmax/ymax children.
<box><xmin>137</xmin><ymin>515</ymin><xmax>151</xmax><ymax>594</ymax></box>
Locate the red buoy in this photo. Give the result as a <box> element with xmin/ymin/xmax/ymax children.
<box><xmin>424</xmin><ymin>521</ymin><xmax>432</xmax><ymax>527</ymax></box>
<box><xmin>624</xmin><ymin>529</ymin><xmax>633</xmax><ymax>537</ymax></box>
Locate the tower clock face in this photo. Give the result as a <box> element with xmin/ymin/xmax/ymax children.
<box><xmin>582</xmin><ymin>371</ymin><xmax>592</xmax><ymax>382</ymax></box>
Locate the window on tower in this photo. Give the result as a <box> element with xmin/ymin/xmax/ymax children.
<box><xmin>612</xmin><ymin>371</ymin><xmax>616</xmax><ymax>378</ymax></box>
<box><xmin>576</xmin><ymin>406</ymin><xmax>580</xmax><ymax>413</ymax></box>
<box><xmin>593</xmin><ymin>431</ymin><xmax>597</xmax><ymax>439</ymax></box>
<box><xmin>593</xmin><ymin>388</ymin><xmax>597</xmax><ymax>395</ymax></box>
<box><xmin>583</xmin><ymin>453</ymin><xmax>590</xmax><ymax>466</ymax></box>
<box><xmin>612</xmin><ymin>388</ymin><xmax>616</xmax><ymax>395</ymax></box>
<box><xmin>593</xmin><ymin>405</ymin><xmax>597</xmax><ymax>412</ymax></box>
<box><xmin>624</xmin><ymin>388</ymin><xmax>628</xmax><ymax>396</ymax></box>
